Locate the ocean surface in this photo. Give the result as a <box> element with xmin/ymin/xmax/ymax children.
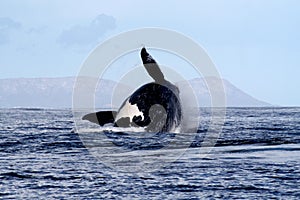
<box><xmin>0</xmin><ymin>107</ymin><xmax>300</xmax><ymax>199</ymax></box>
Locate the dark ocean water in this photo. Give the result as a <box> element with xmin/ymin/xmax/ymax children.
<box><xmin>0</xmin><ymin>107</ymin><xmax>300</xmax><ymax>199</ymax></box>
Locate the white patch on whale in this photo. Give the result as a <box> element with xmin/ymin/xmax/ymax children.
<box><xmin>115</xmin><ymin>99</ymin><xmax>144</xmax><ymax>122</ymax></box>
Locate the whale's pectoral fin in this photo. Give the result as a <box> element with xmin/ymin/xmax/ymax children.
<box><xmin>141</xmin><ymin>47</ymin><xmax>165</xmax><ymax>83</ymax></box>
<box><xmin>146</xmin><ymin>104</ymin><xmax>168</xmax><ymax>132</ymax></box>
<box><xmin>82</xmin><ymin>111</ymin><xmax>117</xmax><ymax>126</ymax></box>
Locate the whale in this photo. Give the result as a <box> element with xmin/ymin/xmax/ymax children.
<box><xmin>83</xmin><ymin>47</ymin><xmax>182</xmax><ymax>133</ymax></box>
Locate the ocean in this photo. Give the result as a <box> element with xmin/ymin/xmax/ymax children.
<box><xmin>0</xmin><ymin>107</ymin><xmax>299</xmax><ymax>199</ymax></box>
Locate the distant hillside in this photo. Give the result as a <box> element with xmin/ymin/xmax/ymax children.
<box><xmin>0</xmin><ymin>77</ymin><xmax>271</xmax><ymax>108</ymax></box>
<box><xmin>177</xmin><ymin>77</ymin><xmax>271</xmax><ymax>107</ymax></box>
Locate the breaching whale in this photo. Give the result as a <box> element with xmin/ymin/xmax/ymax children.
<box><xmin>83</xmin><ymin>47</ymin><xmax>182</xmax><ymax>133</ymax></box>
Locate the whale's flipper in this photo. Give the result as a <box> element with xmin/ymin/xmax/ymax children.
<box><xmin>82</xmin><ymin>111</ymin><xmax>117</xmax><ymax>126</ymax></box>
<box><xmin>141</xmin><ymin>47</ymin><xmax>165</xmax><ymax>83</ymax></box>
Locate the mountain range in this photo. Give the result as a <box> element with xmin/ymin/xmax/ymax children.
<box><xmin>0</xmin><ymin>77</ymin><xmax>271</xmax><ymax>108</ymax></box>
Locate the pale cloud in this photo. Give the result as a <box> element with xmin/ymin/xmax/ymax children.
<box><xmin>0</xmin><ymin>17</ymin><xmax>21</xmax><ymax>44</ymax></box>
<box><xmin>26</xmin><ymin>26</ymin><xmax>47</xmax><ymax>35</ymax></box>
<box><xmin>56</xmin><ymin>14</ymin><xmax>116</xmax><ymax>47</ymax></box>
<box><xmin>0</xmin><ymin>17</ymin><xmax>21</xmax><ymax>30</ymax></box>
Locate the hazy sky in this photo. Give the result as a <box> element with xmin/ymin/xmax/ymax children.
<box><xmin>0</xmin><ymin>0</ymin><xmax>299</xmax><ymax>106</ymax></box>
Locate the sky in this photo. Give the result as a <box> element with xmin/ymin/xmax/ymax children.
<box><xmin>0</xmin><ymin>0</ymin><xmax>299</xmax><ymax>106</ymax></box>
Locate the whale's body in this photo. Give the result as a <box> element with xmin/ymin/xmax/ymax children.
<box><xmin>83</xmin><ymin>47</ymin><xmax>182</xmax><ymax>133</ymax></box>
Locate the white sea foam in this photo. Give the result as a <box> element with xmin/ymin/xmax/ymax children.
<box><xmin>78</xmin><ymin>125</ymin><xmax>145</xmax><ymax>134</ymax></box>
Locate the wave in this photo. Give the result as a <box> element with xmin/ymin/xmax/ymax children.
<box><xmin>225</xmin><ymin>145</ymin><xmax>300</xmax><ymax>154</ymax></box>
<box><xmin>10</xmin><ymin>107</ymin><xmax>48</xmax><ymax>111</ymax></box>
